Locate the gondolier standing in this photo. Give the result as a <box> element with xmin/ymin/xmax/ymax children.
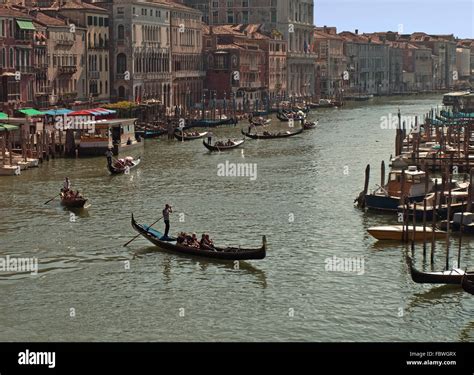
<box><xmin>62</xmin><ymin>177</ymin><xmax>71</xmax><ymax>193</ymax></box>
<box><xmin>207</xmin><ymin>131</ymin><xmax>213</xmax><ymax>145</ymax></box>
<box><xmin>163</xmin><ymin>204</ymin><xmax>173</xmax><ymax>237</ymax></box>
<box><xmin>105</xmin><ymin>147</ymin><xmax>113</xmax><ymax>166</ymax></box>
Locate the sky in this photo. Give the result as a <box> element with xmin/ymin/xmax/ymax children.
<box><xmin>314</xmin><ymin>0</ymin><xmax>474</xmax><ymax>39</ymax></box>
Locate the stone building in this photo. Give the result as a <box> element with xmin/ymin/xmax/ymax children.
<box><xmin>339</xmin><ymin>31</ymin><xmax>390</xmax><ymax>95</ymax></box>
<box><xmin>0</xmin><ymin>5</ymin><xmax>36</xmax><ymax>113</ymax></box>
<box><xmin>313</xmin><ymin>26</ymin><xmax>346</xmax><ymax>98</ymax></box>
<box><xmin>57</xmin><ymin>0</ymin><xmax>111</xmax><ymax>103</ymax></box>
<box><xmin>169</xmin><ymin>0</ymin><xmax>205</xmax><ymax>111</ymax></box>
<box><xmin>34</xmin><ymin>12</ymin><xmax>87</xmax><ymax>107</ymax></box>
<box><xmin>181</xmin><ymin>0</ymin><xmax>316</xmax><ymax>99</ymax></box>
<box><xmin>100</xmin><ymin>0</ymin><xmax>172</xmax><ymax>106</ymax></box>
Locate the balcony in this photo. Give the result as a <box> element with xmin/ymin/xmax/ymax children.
<box><xmin>56</xmin><ymin>39</ymin><xmax>74</xmax><ymax>47</ymax></box>
<box><xmin>15</xmin><ymin>66</ymin><xmax>35</xmax><ymax>74</ymax></box>
<box><xmin>59</xmin><ymin>92</ymin><xmax>77</xmax><ymax>101</ymax></box>
<box><xmin>58</xmin><ymin>66</ymin><xmax>77</xmax><ymax>75</ymax></box>
<box><xmin>89</xmin><ymin>71</ymin><xmax>100</xmax><ymax>79</ymax></box>
<box><xmin>89</xmin><ymin>42</ymin><xmax>109</xmax><ymax>50</ymax></box>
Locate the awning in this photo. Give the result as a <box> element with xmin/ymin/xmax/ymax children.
<box><xmin>0</xmin><ymin>112</ymin><xmax>8</xmax><ymax>120</ymax></box>
<box><xmin>0</xmin><ymin>124</ymin><xmax>19</xmax><ymax>132</ymax></box>
<box><xmin>44</xmin><ymin>109</ymin><xmax>73</xmax><ymax>116</ymax></box>
<box><xmin>97</xmin><ymin>108</ymin><xmax>116</xmax><ymax>114</ymax></box>
<box><xmin>16</xmin><ymin>20</ymin><xmax>36</xmax><ymax>31</ymax></box>
<box><xmin>18</xmin><ymin>108</ymin><xmax>45</xmax><ymax>116</ymax></box>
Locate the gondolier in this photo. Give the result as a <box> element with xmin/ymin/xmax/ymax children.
<box><xmin>62</xmin><ymin>177</ymin><xmax>71</xmax><ymax>193</ymax></box>
<box><xmin>105</xmin><ymin>148</ymin><xmax>113</xmax><ymax>165</ymax></box>
<box><xmin>207</xmin><ymin>131</ymin><xmax>213</xmax><ymax>145</ymax></box>
<box><xmin>162</xmin><ymin>204</ymin><xmax>173</xmax><ymax>237</ymax></box>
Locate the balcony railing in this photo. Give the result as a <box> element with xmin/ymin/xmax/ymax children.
<box><xmin>89</xmin><ymin>71</ymin><xmax>100</xmax><ymax>79</ymax></box>
<box><xmin>59</xmin><ymin>92</ymin><xmax>77</xmax><ymax>101</ymax></box>
<box><xmin>89</xmin><ymin>42</ymin><xmax>109</xmax><ymax>50</ymax></box>
<box><xmin>58</xmin><ymin>66</ymin><xmax>77</xmax><ymax>75</ymax></box>
<box><xmin>56</xmin><ymin>39</ymin><xmax>74</xmax><ymax>47</ymax></box>
<box><xmin>15</xmin><ymin>66</ymin><xmax>35</xmax><ymax>74</ymax></box>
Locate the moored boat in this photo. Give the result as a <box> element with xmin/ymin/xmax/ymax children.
<box><xmin>363</xmin><ymin>166</ymin><xmax>434</xmax><ymax>212</ymax></box>
<box><xmin>249</xmin><ymin>117</ymin><xmax>271</xmax><ymax>126</ymax></box>
<box><xmin>407</xmin><ymin>256</ymin><xmax>469</xmax><ymax>284</ymax></box>
<box><xmin>462</xmin><ymin>275</ymin><xmax>474</xmax><ymax>295</ymax></box>
<box><xmin>174</xmin><ymin>130</ymin><xmax>208</xmax><ymax>141</ymax></box>
<box><xmin>241</xmin><ymin>127</ymin><xmax>304</xmax><ymax>139</ymax></box>
<box><xmin>367</xmin><ymin>225</ymin><xmax>446</xmax><ymax>241</ymax></box>
<box><xmin>189</xmin><ymin>117</ymin><xmax>236</xmax><ymax>128</ymax></box>
<box><xmin>203</xmin><ymin>139</ymin><xmax>245</xmax><ymax>152</ymax></box>
<box><xmin>131</xmin><ymin>214</ymin><xmax>266</xmax><ymax>260</ymax></box>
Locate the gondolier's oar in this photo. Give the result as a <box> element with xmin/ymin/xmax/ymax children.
<box><xmin>123</xmin><ymin>217</ymin><xmax>163</xmax><ymax>247</ymax></box>
<box><xmin>44</xmin><ymin>194</ymin><xmax>60</xmax><ymax>204</ymax></box>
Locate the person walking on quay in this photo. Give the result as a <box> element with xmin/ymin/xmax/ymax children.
<box><xmin>207</xmin><ymin>131</ymin><xmax>213</xmax><ymax>145</ymax></box>
<box><xmin>105</xmin><ymin>147</ymin><xmax>113</xmax><ymax>166</ymax></box>
<box><xmin>162</xmin><ymin>204</ymin><xmax>173</xmax><ymax>237</ymax></box>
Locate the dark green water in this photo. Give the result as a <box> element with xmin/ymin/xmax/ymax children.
<box><xmin>1</xmin><ymin>94</ymin><xmax>474</xmax><ymax>341</ymax></box>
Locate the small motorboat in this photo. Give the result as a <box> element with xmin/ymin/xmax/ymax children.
<box><xmin>367</xmin><ymin>225</ymin><xmax>446</xmax><ymax>241</ymax></box>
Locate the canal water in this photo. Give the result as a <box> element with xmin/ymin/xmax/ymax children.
<box><xmin>1</xmin><ymin>94</ymin><xmax>474</xmax><ymax>342</ymax></box>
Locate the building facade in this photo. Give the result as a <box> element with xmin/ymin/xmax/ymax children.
<box><xmin>182</xmin><ymin>0</ymin><xmax>316</xmax><ymax>99</ymax></box>
<box><xmin>169</xmin><ymin>1</ymin><xmax>205</xmax><ymax>112</ymax></box>
<box><xmin>57</xmin><ymin>0</ymin><xmax>111</xmax><ymax>103</ymax></box>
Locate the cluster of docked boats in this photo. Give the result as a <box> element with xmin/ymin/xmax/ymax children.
<box><xmin>356</xmin><ymin>160</ymin><xmax>474</xmax><ymax>294</ymax></box>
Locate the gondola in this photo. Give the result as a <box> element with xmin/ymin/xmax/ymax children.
<box><xmin>276</xmin><ymin>112</ymin><xmax>305</xmax><ymax>122</ymax></box>
<box><xmin>241</xmin><ymin>127</ymin><xmax>304</xmax><ymax>139</ymax></box>
<box><xmin>60</xmin><ymin>192</ymin><xmax>87</xmax><ymax>208</ymax></box>
<box><xmin>303</xmin><ymin>121</ymin><xmax>318</xmax><ymax>130</ymax></box>
<box><xmin>203</xmin><ymin>139</ymin><xmax>245</xmax><ymax>152</ymax></box>
<box><xmin>135</xmin><ymin>129</ymin><xmax>166</xmax><ymax>138</ymax></box>
<box><xmin>131</xmin><ymin>214</ymin><xmax>266</xmax><ymax>260</ymax></box>
<box><xmin>189</xmin><ymin>117</ymin><xmax>237</xmax><ymax>128</ymax></box>
<box><xmin>407</xmin><ymin>256</ymin><xmax>470</xmax><ymax>284</ymax></box>
<box><xmin>461</xmin><ymin>274</ymin><xmax>474</xmax><ymax>295</ymax></box>
<box><xmin>174</xmin><ymin>130</ymin><xmax>208</xmax><ymax>141</ymax></box>
<box><xmin>107</xmin><ymin>156</ymin><xmax>141</xmax><ymax>175</ymax></box>
<box><xmin>249</xmin><ymin>117</ymin><xmax>271</xmax><ymax>126</ymax></box>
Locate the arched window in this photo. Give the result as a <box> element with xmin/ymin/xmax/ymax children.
<box><xmin>118</xmin><ymin>86</ymin><xmax>125</xmax><ymax>99</ymax></box>
<box><xmin>117</xmin><ymin>25</ymin><xmax>124</xmax><ymax>40</ymax></box>
<box><xmin>116</xmin><ymin>53</ymin><xmax>127</xmax><ymax>74</ymax></box>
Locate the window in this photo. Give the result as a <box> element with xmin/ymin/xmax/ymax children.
<box><xmin>212</xmin><ymin>1</ymin><xmax>218</xmax><ymax>6</ymax></box>
<box><xmin>104</xmin><ymin>18</ymin><xmax>109</xmax><ymax>27</ymax></box>
<box><xmin>88</xmin><ymin>16</ymin><xmax>93</xmax><ymax>26</ymax></box>
<box><xmin>93</xmin><ymin>17</ymin><xmax>97</xmax><ymax>26</ymax></box>
<box><xmin>117</xmin><ymin>25</ymin><xmax>124</xmax><ymax>40</ymax></box>
<box><xmin>99</xmin><ymin>17</ymin><xmax>103</xmax><ymax>27</ymax></box>
<box><xmin>227</xmin><ymin>11</ymin><xmax>234</xmax><ymax>23</ymax></box>
<box><xmin>242</xmin><ymin>11</ymin><xmax>249</xmax><ymax>23</ymax></box>
<box><xmin>117</xmin><ymin>7</ymin><xmax>124</xmax><ymax>15</ymax></box>
<box><xmin>271</xmin><ymin>9</ymin><xmax>276</xmax><ymax>23</ymax></box>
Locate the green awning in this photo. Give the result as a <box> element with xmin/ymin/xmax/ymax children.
<box><xmin>0</xmin><ymin>124</ymin><xmax>19</xmax><ymax>132</ymax></box>
<box><xmin>16</xmin><ymin>20</ymin><xmax>35</xmax><ymax>31</ymax></box>
<box><xmin>18</xmin><ymin>108</ymin><xmax>45</xmax><ymax>116</ymax></box>
<box><xmin>0</xmin><ymin>112</ymin><xmax>8</xmax><ymax>120</ymax></box>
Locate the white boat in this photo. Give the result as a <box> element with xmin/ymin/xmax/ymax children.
<box><xmin>368</xmin><ymin>225</ymin><xmax>446</xmax><ymax>241</ymax></box>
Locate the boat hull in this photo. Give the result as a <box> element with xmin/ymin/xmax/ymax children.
<box><xmin>131</xmin><ymin>215</ymin><xmax>266</xmax><ymax>260</ymax></box>
<box><xmin>203</xmin><ymin>139</ymin><xmax>245</xmax><ymax>152</ymax></box>
<box><xmin>368</xmin><ymin>225</ymin><xmax>445</xmax><ymax>241</ymax></box>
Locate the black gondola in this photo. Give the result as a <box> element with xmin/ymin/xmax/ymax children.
<box><xmin>107</xmin><ymin>157</ymin><xmax>141</xmax><ymax>174</ymax></box>
<box><xmin>241</xmin><ymin>127</ymin><xmax>304</xmax><ymax>139</ymax></box>
<box><xmin>203</xmin><ymin>139</ymin><xmax>245</xmax><ymax>152</ymax></box>
<box><xmin>462</xmin><ymin>274</ymin><xmax>474</xmax><ymax>294</ymax></box>
<box><xmin>60</xmin><ymin>192</ymin><xmax>87</xmax><ymax>208</ymax></box>
<box><xmin>249</xmin><ymin>117</ymin><xmax>271</xmax><ymax>126</ymax></box>
<box><xmin>131</xmin><ymin>214</ymin><xmax>266</xmax><ymax>260</ymax></box>
<box><xmin>407</xmin><ymin>256</ymin><xmax>470</xmax><ymax>284</ymax></box>
<box><xmin>277</xmin><ymin>112</ymin><xmax>305</xmax><ymax>122</ymax></box>
<box><xmin>174</xmin><ymin>130</ymin><xmax>208</xmax><ymax>141</ymax></box>
<box><xmin>189</xmin><ymin>118</ymin><xmax>237</xmax><ymax>128</ymax></box>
